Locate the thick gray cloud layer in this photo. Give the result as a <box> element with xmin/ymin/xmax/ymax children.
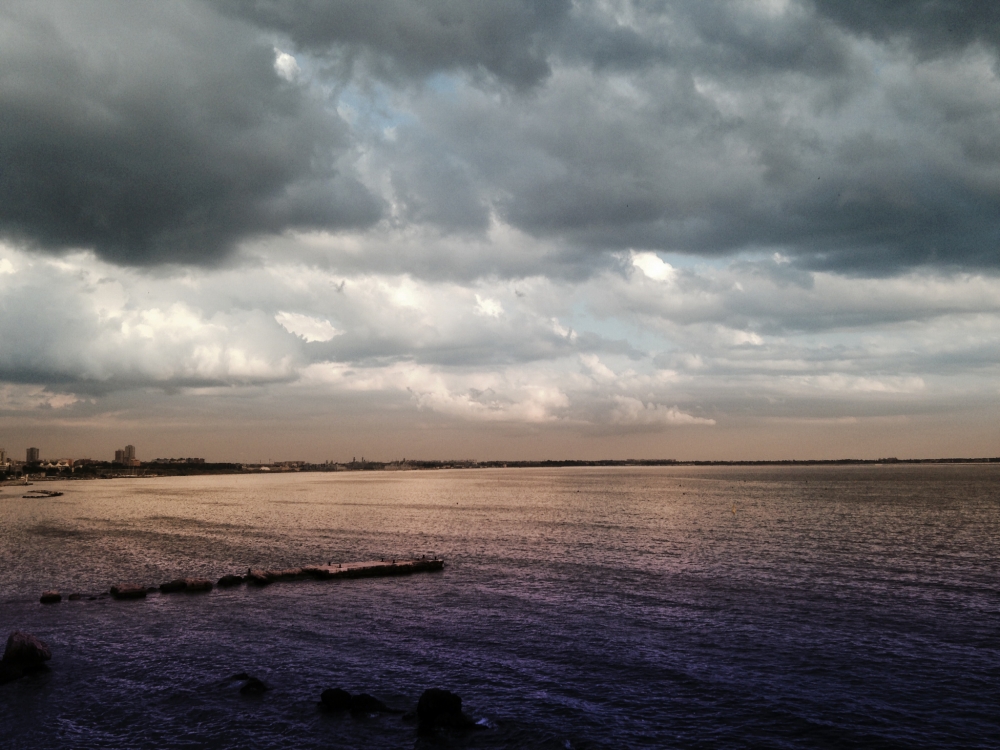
<box><xmin>2</xmin><ymin>0</ymin><xmax>999</xmax><ymax>273</ymax></box>
<box><xmin>214</xmin><ymin>0</ymin><xmax>570</xmax><ymax>88</ymax></box>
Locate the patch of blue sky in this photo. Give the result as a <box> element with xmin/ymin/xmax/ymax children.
<box><xmin>565</xmin><ymin>300</ymin><xmax>673</xmax><ymax>356</ymax></box>
<box><xmin>425</xmin><ymin>72</ymin><xmax>461</xmax><ymax>95</ymax></box>
<box><xmin>336</xmin><ymin>82</ymin><xmax>416</xmax><ymax>135</ymax></box>
<box><xmin>651</xmin><ymin>247</ymin><xmax>795</xmax><ymax>273</ymax></box>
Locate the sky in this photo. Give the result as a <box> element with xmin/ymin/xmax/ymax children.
<box><xmin>1</xmin><ymin>0</ymin><xmax>999</xmax><ymax>462</ymax></box>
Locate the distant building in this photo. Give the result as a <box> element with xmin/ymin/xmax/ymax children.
<box><xmin>40</xmin><ymin>459</ymin><xmax>74</xmax><ymax>471</ymax></box>
<box><xmin>26</xmin><ymin>447</ymin><xmax>40</xmax><ymax>463</ymax></box>
<box><xmin>0</xmin><ymin>447</ymin><xmax>6</xmax><ymax>465</ymax></box>
<box><xmin>125</xmin><ymin>445</ymin><xmax>136</xmax><ymax>461</ymax></box>
<box><xmin>114</xmin><ymin>449</ymin><xmax>125</xmax><ymax>463</ymax></box>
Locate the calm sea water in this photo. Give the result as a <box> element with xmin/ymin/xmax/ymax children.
<box><xmin>0</xmin><ymin>466</ymin><xmax>997</xmax><ymax>749</ymax></box>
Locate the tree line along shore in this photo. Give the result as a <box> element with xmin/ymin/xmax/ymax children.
<box><xmin>3</xmin><ymin>456</ymin><xmax>1000</xmax><ymax>481</ymax></box>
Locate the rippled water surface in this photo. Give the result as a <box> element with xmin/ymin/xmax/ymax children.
<box><xmin>1</xmin><ymin>466</ymin><xmax>998</xmax><ymax>749</ymax></box>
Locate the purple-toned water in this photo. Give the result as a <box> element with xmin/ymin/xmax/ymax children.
<box><xmin>0</xmin><ymin>466</ymin><xmax>997</xmax><ymax>748</ymax></box>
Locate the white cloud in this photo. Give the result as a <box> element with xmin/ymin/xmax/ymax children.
<box><xmin>273</xmin><ymin>48</ymin><xmax>300</xmax><ymax>82</ymax></box>
<box><xmin>275</xmin><ymin>311</ymin><xmax>342</xmax><ymax>342</ymax></box>
<box><xmin>631</xmin><ymin>251</ymin><xmax>677</xmax><ymax>283</ymax></box>
<box><xmin>0</xmin><ymin>384</ymin><xmax>78</xmax><ymax>411</ymax></box>
<box><xmin>611</xmin><ymin>397</ymin><xmax>715</xmax><ymax>426</ymax></box>
<box><xmin>474</xmin><ymin>294</ymin><xmax>503</xmax><ymax>318</ymax></box>
<box><xmin>0</xmin><ymin>242</ymin><xmax>998</xmax><ymax>446</ymax></box>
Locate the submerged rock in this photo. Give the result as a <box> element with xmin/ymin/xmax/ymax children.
<box><xmin>351</xmin><ymin>693</ymin><xmax>391</xmax><ymax>714</ymax></box>
<box><xmin>239</xmin><ymin>676</ymin><xmax>268</xmax><ymax>695</ymax></box>
<box><xmin>68</xmin><ymin>593</ymin><xmax>82</xmax><ymax>601</ymax></box>
<box><xmin>417</xmin><ymin>688</ymin><xmax>477</xmax><ymax>734</ymax></box>
<box><xmin>0</xmin><ymin>631</ymin><xmax>52</xmax><ymax>683</ymax></box>
<box><xmin>110</xmin><ymin>584</ymin><xmax>147</xmax><ymax>600</ymax></box>
<box><xmin>217</xmin><ymin>574</ymin><xmax>244</xmax><ymax>587</ymax></box>
<box><xmin>319</xmin><ymin>687</ymin><xmax>352</xmax><ymax>712</ymax></box>
<box><xmin>39</xmin><ymin>591</ymin><xmax>61</xmax><ymax>604</ymax></box>
<box><xmin>246</xmin><ymin>568</ymin><xmax>304</xmax><ymax>585</ymax></box>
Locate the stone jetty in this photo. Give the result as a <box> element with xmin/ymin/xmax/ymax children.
<box><xmin>246</xmin><ymin>558</ymin><xmax>444</xmax><ymax>585</ymax></box>
<box><xmin>44</xmin><ymin>558</ymin><xmax>443</xmax><ymax>604</ymax></box>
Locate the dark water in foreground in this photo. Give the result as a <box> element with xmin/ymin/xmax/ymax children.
<box><xmin>0</xmin><ymin>466</ymin><xmax>998</xmax><ymax>749</ymax></box>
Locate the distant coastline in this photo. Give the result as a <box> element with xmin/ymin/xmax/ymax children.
<box><xmin>5</xmin><ymin>456</ymin><xmax>1000</xmax><ymax>481</ymax></box>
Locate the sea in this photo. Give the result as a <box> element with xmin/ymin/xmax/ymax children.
<box><xmin>0</xmin><ymin>465</ymin><xmax>997</xmax><ymax>749</ymax></box>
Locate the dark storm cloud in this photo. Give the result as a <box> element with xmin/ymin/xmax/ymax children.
<box><xmin>213</xmin><ymin>0</ymin><xmax>571</xmax><ymax>89</ymax></box>
<box><xmin>4</xmin><ymin>0</ymin><xmax>1000</xmax><ymax>276</ymax></box>
<box><xmin>812</xmin><ymin>0</ymin><xmax>1000</xmax><ymax>56</ymax></box>
<box><xmin>366</xmin><ymin>1</ymin><xmax>1000</xmax><ymax>275</ymax></box>
<box><xmin>0</xmin><ymin>1</ymin><xmax>382</xmax><ymax>266</ymax></box>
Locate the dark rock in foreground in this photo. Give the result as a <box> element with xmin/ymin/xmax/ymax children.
<box><xmin>417</xmin><ymin>688</ymin><xmax>478</xmax><ymax>734</ymax></box>
<box><xmin>217</xmin><ymin>574</ymin><xmax>244</xmax><ymax>587</ymax></box>
<box><xmin>110</xmin><ymin>584</ymin><xmax>146</xmax><ymax>600</ymax></box>
<box><xmin>159</xmin><ymin>579</ymin><xmax>187</xmax><ymax>593</ymax></box>
<box><xmin>0</xmin><ymin>631</ymin><xmax>52</xmax><ymax>683</ymax></box>
<box><xmin>320</xmin><ymin>687</ymin><xmax>352</xmax><ymax>712</ymax></box>
<box><xmin>39</xmin><ymin>591</ymin><xmax>61</xmax><ymax>604</ymax></box>
<box><xmin>68</xmin><ymin>593</ymin><xmax>82</xmax><ymax>601</ymax></box>
<box><xmin>239</xmin><ymin>676</ymin><xmax>268</xmax><ymax>695</ymax></box>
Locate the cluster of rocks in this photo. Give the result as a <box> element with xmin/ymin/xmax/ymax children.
<box><xmin>230</xmin><ymin>675</ymin><xmax>479</xmax><ymax>735</ymax></box>
<box><xmin>0</xmin><ymin>631</ymin><xmax>51</xmax><ymax>684</ymax></box>
<box><xmin>2</xmin><ymin>632</ymin><xmax>483</xmax><ymax>737</ymax></box>
<box><xmin>319</xmin><ymin>686</ymin><xmax>479</xmax><ymax>735</ymax></box>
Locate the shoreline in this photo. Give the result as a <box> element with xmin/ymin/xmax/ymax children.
<box><xmin>4</xmin><ymin>456</ymin><xmax>1000</xmax><ymax>482</ymax></box>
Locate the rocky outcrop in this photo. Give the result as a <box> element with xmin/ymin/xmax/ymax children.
<box><xmin>182</xmin><ymin>578</ymin><xmax>212</xmax><ymax>592</ymax></box>
<box><xmin>417</xmin><ymin>688</ymin><xmax>477</xmax><ymax>734</ymax></box>
<box><xmin>39</xmin><ymin>591</ymin><xmax>61</xmax><ymax>604</ymax></box>
<box><xmin>159</xmin><ymin>579</ymin><xmax>187</xmax><ymax>593</ymax></box>
<box><xmin>217</xmin><ymin>574</ymin><xmax>244</xmax><ymax>587</ymax></box>
<box><xmin>319</xmin><ymin>687</ymin><xmax>352</xmax><ymax>711</ymax></box>
<box><xmin>0</xmin><ymin>631</ymin><xmax>51</xmax><ymax>683</ymax></box>
<box><xmin>110</xmin><ymin>584</ymin><xmax>146</xmax><ymax>600</ymax></box>
<box><xmin>246</xmin><ymin>569</ymin><xmax>272</xmax><ymax>586</ymax></box>
<box><xmin>239</xmin><ymin>676</ymin><xmax>268</xmax><ymax>695</ymax></box>
<box><xmin>246</xmin><ymin>568</ymin><xmax>305</xmax><ymax>585</ymax></box>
